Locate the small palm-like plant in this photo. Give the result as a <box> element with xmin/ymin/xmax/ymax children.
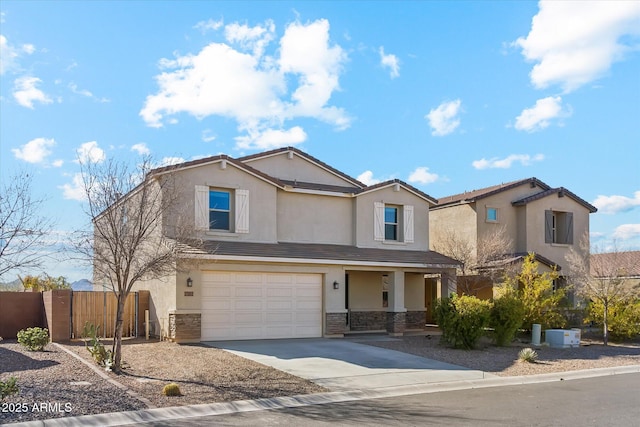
<box><xmin>518</xmin><ymin>347</ymin><xmax>539</xmax><ymax>363</ymax></box>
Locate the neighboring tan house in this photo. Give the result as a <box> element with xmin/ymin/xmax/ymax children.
<box><xmin>590</xmin><ymin>251</ymin><xmax>640</xmax><ymax>292</ymax></box>
<box><xmin>103</xmin><ymin>147</ymin><xmax>459</xmax><ymax>342</ymax></box>
<box><xmin>429</xmin><ymin>177</ymin><xmax>598</xmax><ymax>299</ymax></box>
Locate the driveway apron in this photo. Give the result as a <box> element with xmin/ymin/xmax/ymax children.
<box><xmin>205</xmin><ymin>338</ymin><xmax>490</xmax><ymax>391</ymax></box>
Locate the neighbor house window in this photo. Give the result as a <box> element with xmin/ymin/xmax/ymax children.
<box><xmin>384</xmin><ymin>206</ymin><xmax>399</xmax><ymax>241</ymax></box>
<box><xmin>486</xmin><ymin>207</ymin><xmax>498</xmax><ymax>222</ymax></box>
<box><xmin>545</xmin><ymin>210</ymin><xmax>573</xmax><ymax>244</ymax></box>
<box><xmin>209</xmin><ymin>190</ymin><xmax>230</xmax><ymax>230</ymax></box>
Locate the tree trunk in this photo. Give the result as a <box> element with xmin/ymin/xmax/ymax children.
<box><xmin>602</xmin><ymin>301</ymin><xmax>608</xmax><ymax>346</ymax></box>
<box><xmin>111</xmin><ymin>292</ymin><xmax>127</xmax><ymax>372</ymax></box>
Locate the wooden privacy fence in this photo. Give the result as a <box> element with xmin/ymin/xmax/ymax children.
<box><xmin>71</xmin><ymin>291</ymin><xmax>138</xmax><ymax>339</ymax></box>
<box><xmin>0</xmin><ymin>289</ymin><xmax>149</xmax><ymax>341</ymax></box>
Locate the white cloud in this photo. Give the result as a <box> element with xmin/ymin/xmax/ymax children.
<box><xmin>51</xmin><ymin>159</ymin><xmax>64</xmax><ymax>167</ymax></box>
<box><xmin>0</xmin><ymin>34</ymin><xmax>35</xmax><ymax>75</ymax></box>
<box><xmin>11</xmin><ymin>137</ymin><xmax>55</xmax><ymax>164</ymax></box>
<box><xmin>225</xmin><ymin>20</ymin><xmax>275</xmax><ymax>57</ymax></box>
<box><xmin>13</xmin><ymin>76</ymin><xmax>52</xmax><ymax>108</ymax></box>
<box><xmin>592</xmin><ymin>191</ymin><xmax>640</xmax><ymax>214</ymax></box>
<box><xmin>159</xmin><ymin>157</ymin><xmax>185</xmax><ymax>167</ymax></box>
<box><xmin>235</xmin><ymin>126</ymin><xmax>307</xmax><ymax>150</ymax></box>
<box><xmin>514</xmin><ymin>96</ymin><xmax>569</xmax><ymax>132</ymax></box>
<box><xmin>426</xmin><ymin>99</ymin><xmax>462</xmax><ymax>136</ymax></box>
<box><xmin>514</xmin><ymin>1</ymin><xmax>640</xmax><ymax>92</ymax></box>
<box><xmin>379</xmin><ymin>46</ymin><xmax>400</xmax><ymax>79</ymax></box>
<box><xmin>131</xmin><ymin>143</ymin><xmax>151</xmax><ymax>156</ymax></box>
<box><xmin>357</xmin><ymin>171</ymin><xmax>381</xmax><ymax>186</ymax></box>
<box><xmin>408</xmin><ymin>167</ymin><xmax>439</xmax><ymax>184</ymax></box>
<box><xmin>60</xmin><ymin>173</ymin><xmax>86</xmax><ymax>201</ymax></box>
<box><xmin>140</xmin><ymin>18</ymin><xmax>349</xmax><ymax>151</ymax></box>
<box><xmin>612</xmin><ymin>224</ymin><xmax>640</xmax><ymax>240</ymax></box>
<box><xmin>194</xmin><ymin>18</ymin><xmax>223</xmax><ymax>33</ymax></box>
<box><xmin>76</xmin><ymin>141</ymin><xmax>105</xmax><ymax>164</ymax></box>
<box><xmin>472</xmin><ymin>153</ymin><xmax>545</xmax><ymax>170</ymax></box>
<box><xmin>202</xmin><ymin>129</ymin><xmax>216</xmax><ymax>142</ymax></box>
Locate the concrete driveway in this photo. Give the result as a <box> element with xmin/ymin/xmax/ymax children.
<box><xmin>206</xmin><ymin>338</ymin><xmax>490</xmax><ymax>391</ymax></box>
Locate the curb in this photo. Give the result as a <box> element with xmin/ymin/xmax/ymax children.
<box><xmin>8</xmin><ymin>364</ymin><xmax>640</xmax><ymax>427</ymax></box>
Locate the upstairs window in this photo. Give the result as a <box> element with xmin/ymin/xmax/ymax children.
<box><xmin>545</xmin><ymin>210</ymin><xmax>573</xmax><ymax>244</ymax></box>
<box><xmin>374</xmin><ymin>202</ymin><xmax>414</xmax><ymax>243</ymax></box>
<box><xmin>195</xmin><ymin>186</ymin><xmax>249</xmax><ymax>233</ymax></box>
<box><xmin>384</xmin><ymin>206</ymin><xmax>399</xmax><ymax>241</ymax></box>
<box><xmin>486</xmin><ymin>207</ymin><xmax>498</xmax><ymax>222</ymax></box>
<box><xmin>209</xmin><ymin>190</ymin><xmax>230</xmax><ymax>231</ymax></box>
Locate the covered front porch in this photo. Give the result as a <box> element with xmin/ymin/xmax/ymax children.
<box><xmin>325</xmin><ymin>267</ymin><xmax>457</xmax><ymax>336</ymax></box>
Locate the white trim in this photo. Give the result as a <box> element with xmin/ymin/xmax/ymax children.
<box><xmin>194</xmin><ymin>185</ymin><xmax>209</xmax><ymax>230</ymax></box>
<box><xmin>374</xmin><ymin>202</ymin><xmax>385</xmax><ymax>241</ymax></box>
<box><xmin>284</xmin><ymin>187</ymin><xmax>354</xmax><ymax>197</ymax></box>
<box><xmin>168</xmin><ymin>309</ymin><xmax>202</xmax><ymax>315</ymax></box>
<box><xmin>357</xmin><ymin>182</ymin><xmax>437</xmax><ymax>205</ymax></box>
<box><xmin>235</xmin><ymin>189</ymin><xmax>250</xmax><ymax>234</ymax></box>
<box><xmin>403</xmin><ymin>205</ymin><xmax>414</xmax><ymax>243</ymax></box>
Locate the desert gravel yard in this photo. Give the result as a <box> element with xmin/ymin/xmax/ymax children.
<box><xmin>1</xmin><ymin>333</ymin><xmax>639</xmax><ymax>424</ymax></box>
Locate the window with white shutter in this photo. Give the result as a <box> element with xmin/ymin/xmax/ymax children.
<box><xmin>235</xmin><ymin>189</ymin><xmax>249</xmax><ymax>234</ymax></box>
<box><xmin>195</xmin><ymin>185</ymin><xmax>209</xmax><ymax>230</ymax></box>
<box><xmin>374</xmin><ymin>202</ymin><xmax>385</xmax><ymax>241</ymax></box>
<box><xmin>403</xmin><ymin>205</ymin><xmax>414</xmax><ymax>243</ymax></box>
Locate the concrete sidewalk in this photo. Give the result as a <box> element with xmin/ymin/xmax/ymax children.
<box><xmin>205</xmin><ymin>338</ymin><xmax>492</xmax><ymax>391</ymax></box>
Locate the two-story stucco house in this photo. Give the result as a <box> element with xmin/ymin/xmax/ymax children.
<box><xmin>113</xmin><ymin>147</ymin><xmax>459</xmax><ymax>342</ymax></box>
<box><xmin>429</xmin><ymin>177</ymin><xmax>597</xmax><ymax>299</ymax></box>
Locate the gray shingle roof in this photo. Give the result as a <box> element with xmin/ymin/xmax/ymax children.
<box><xmin>184</xmin><ymin>240</ymin><xmax>461</xmax><ymax>268</ymax></box>
<box><xmin>434</xmin><ymin>177</ymin><xmax>550</xmax><ymax>208</ymax></box>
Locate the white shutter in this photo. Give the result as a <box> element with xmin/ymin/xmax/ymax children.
<box><xmin>195</xmin><ymin>185</ymin><xmax>209</xmax><ymax>230</ymax></box>
<box><xmin>403</xmin><ymin>205</ymin><xmax>414</xmax><ymax>243</ymax></box>
<box><xmin>235</xmin><ymin>189</ymin><xmax>249</xmax><ymax>234</ymax></box>
<box><xmin>374</xmin><ymin>202</ymin><xmax>385</xmax><ymax>241</ymax></box>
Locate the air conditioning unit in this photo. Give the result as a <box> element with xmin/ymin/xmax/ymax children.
<box><xmin>545</xmin><ymin>329</ymin><xmax>581</xmax><ymax>348</ymax></box>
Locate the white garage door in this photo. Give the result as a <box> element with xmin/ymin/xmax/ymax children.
<box><xmin>201</xmin><ymin>271</ymin><xmax>323</xmax><ymax>341</ymax></box>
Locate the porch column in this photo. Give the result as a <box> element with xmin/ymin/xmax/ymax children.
<box><xmin>439</xmin><ymin>268</ymin><xmax>457</xmax><ymax>298</ymax></box>
<box><xmin>386</xmin><ymin>270</ymin><xmax>407</xmax><ymax>335</ymax></box>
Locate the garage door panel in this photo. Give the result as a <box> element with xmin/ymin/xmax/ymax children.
<box><xmin>202</xmin><ymin>286</ymin><xmax>232</xmax><ymax>298</ymax></box>
<box><xmin>234</xmin><ymin>286</ymin><xmax>263</xmax><ymax>297</ymax></box>
<box><xmin>266</xmin><ymin>287</ymin><xmax>293</xmax><ymax>297</ymax></box>
<box><xmin>201</xmin><ymin>271</ymin><xmax>322</xmax><ymax>341</ymax></box>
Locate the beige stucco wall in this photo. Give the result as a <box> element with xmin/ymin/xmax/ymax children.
<box><xmin>243</xmin><ymin>151</ymin><xmax>358</xmax><ymax>187</ymax></box>
<box><xmin>404</xmin><ymin>273</ymin><xmax>426</xmax><ymax>310</ymax></box>
<box><xmin>163</xmin><ymin>161</ymin><xmax>279</xmax><ymax>243</ymax></box>
<box><xmin>277</xmin><ymin>191</ymin><xmax>353</xmax><ymax>244</ymax></box>
<box><xmin>355</xmin><ymin>186</ymin><xmax>431</xmax><ymax>251</ymax></box>
<box><xmin>348</xmin><ymin>271</ymin><xmax>384</xmax><ymax>310</ymax></box>
<box><xmin>129</xmin><ymin>273</ymin><xmax>177</xmax><ymax>339</ymax></box>
<box><xmin>429</xmin><ymin>203</ymin><xmax>477</xmax><ymax>252</ymax></box>
<box><xmin>523</xmin><ymin>195</ymin><xmax>591</xmax><ymax>272</ymax></box>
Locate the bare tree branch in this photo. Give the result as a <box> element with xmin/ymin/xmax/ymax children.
<box><xmin>72</xmin><ymin>157</ymin><xmax>200</xmax><ymax>371</ymax></box>
<box><xmin>0</xmin><ymin>171</ymin><xmax>55</xmax><ymax>280</ymax></box>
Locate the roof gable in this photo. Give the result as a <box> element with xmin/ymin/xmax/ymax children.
<box><xmin>435</xmin><ymin>177</ymin><xmax>551</xmax><ymax>208</ymax></box>
<box><xmin>239</xmin><ymin>147</ymin><xmax>364</xmax><ymax>189</ymax></box>
<box><xmin>512</xmin><ymin>187</ymin><xmax>597</xmax><ymax>213</ymax></box>
<box><xmin>357</xmin><ymin>179</ymin><xmax>438</xmax><ymax>205</ymax></box>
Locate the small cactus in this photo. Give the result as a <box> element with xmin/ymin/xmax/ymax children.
<box><xmin>162</xmin><ymin>383</ymin><xmax>182</xmax><ymax>396</ymax></box>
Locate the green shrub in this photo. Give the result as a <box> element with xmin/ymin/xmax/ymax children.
<box><xmin>435</xmin><ymin>294</ymin><xmax>492</xmax><ymax>350</ymax></box>
<box><xmin>490</xmin><ymin>291</ymin><xmax>525</xmax><ymax>346</ymax></box>
<box><xmin>82</xmin><ymin>322</ymin><xmax>113</xmax><ymax>369</ymax></box>
<box><xmin>162</xmin><ymin>383</ymin><xmax>182</xmax><ymax>396</ymax></box>
<box><xmin>518</xmin><ymin>347</ymin><xmax>538</xmax><ymax>363</ymax></box>
<box><xmin>586</xmin><ymin>298</ymin><xmax>640</xmax><ymax>341</ymax></box>
<box><xmin>17</xmin><ymin>327</ymin><xmax>49</xmax><ymax>351</ymax></box>
<box><xmin>0</xmin><ymin>377</ymin><xmax>18</xmax><ymax>400</ymax></box>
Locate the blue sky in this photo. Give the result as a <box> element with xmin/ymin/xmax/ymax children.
<box><xmin>1</xmin><ymin>1</ymin><xmax>639</xmax><ymax>282</ymax></box>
